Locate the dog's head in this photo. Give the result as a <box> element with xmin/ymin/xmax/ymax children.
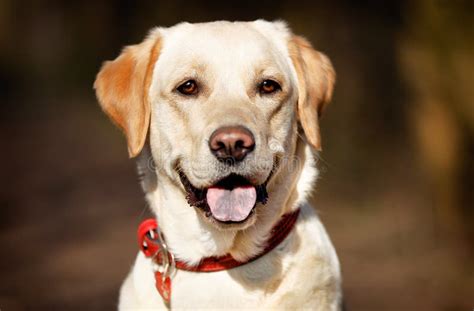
<box><xmin>94</xmin><ymin>21</ymin><xmax>334</xmax><ymax>231</ymax></box>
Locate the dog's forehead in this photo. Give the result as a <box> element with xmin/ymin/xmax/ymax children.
<box><xmin>157</xmin><ymin>21</ymin><xmax>291</xmax><ymax>70</ymax></box>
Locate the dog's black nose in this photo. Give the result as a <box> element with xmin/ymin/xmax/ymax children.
<box><xmin>209</xmin><ymin>126</ymin><xmax>255</xmax><ymax>164</ymax></box>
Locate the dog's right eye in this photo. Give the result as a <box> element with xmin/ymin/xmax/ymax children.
<box><xmin>177</xmin><ymin>80</ymin><xmax>198</xmax><ymax>95</ymax></box>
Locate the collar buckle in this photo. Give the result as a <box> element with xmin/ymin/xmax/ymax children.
<box><xmin>138</xmin><ymin>219</ymin><xmax>176</xmax><ymax>279</ymax></box>
<box><xmin>148</xmin><ymin>227</ymin><xmax>176</xmax><ymax>280</ymax></box>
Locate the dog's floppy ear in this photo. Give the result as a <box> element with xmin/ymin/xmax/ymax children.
<box><xmin>289</xmin><ymin>35</ymin><xmax>335</xmax><ymax>151</ymax></box>
<box><xmin>94</xmin><ymin>33</ymin><xmax>161</xmax><ymax>158</ymax></box>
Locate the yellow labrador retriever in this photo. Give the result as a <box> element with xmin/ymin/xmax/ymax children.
<box><xmin>95</xmin><ymin>20</ymin><xmax>341</xmax><ymax>310</ymax></box>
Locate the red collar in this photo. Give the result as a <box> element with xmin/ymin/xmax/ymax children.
<box><xmin>137</xmin><ymin>209</ymin><xmax>300</xmax><ymax>304</ymax></box>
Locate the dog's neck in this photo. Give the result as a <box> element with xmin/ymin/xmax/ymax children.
<box><xmin>136</xmin><ymin>138</ymin><xmax>317</xmax><ymax>266</ymax></box>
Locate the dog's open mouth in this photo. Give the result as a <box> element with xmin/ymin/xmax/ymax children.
<box><xmin>178</xmin><ymin>171</ymin><xmax>269</xmax><ymax>224</ymax></box>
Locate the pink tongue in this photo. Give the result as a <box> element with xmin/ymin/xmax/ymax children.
<box><xmin>206</xmin><ymin>186</ymin><xmax>257</xmax><ymax>222</ymax></box>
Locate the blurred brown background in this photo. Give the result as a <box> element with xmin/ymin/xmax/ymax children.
<box><xmin>1</xmin><ymin>1</ymin><xmax>473</xmax><ymax>310</ymax></box>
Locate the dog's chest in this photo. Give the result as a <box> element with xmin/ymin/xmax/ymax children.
<box><xmin>120</xmin><ymin>206</ymin><xmax>341</xmax><ymax>310</ymax></box>
<box><xmin>172</xmin><ymin>269</ymin><xmax>262</xmax><ymax>308</ymax></box>
<box><xmin>129</xmin><ymin>250</ymin><xmax>290</xmax><ymax>309</ymax></box>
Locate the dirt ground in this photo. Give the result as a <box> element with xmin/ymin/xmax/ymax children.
<box><xmin>1</xmin><ymin>101</ymin><xmax>472</xmax><ymax>310</ymax></box>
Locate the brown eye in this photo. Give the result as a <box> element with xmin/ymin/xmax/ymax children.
<box><xmin>259</xmin><ymin>79</ymin><xmax>281</xmax><ymax>94</ymax></box>
<box><xmin>177</xmin><ymin>80</ymin><xmax>198</xmax><ymax>95</ymax></box>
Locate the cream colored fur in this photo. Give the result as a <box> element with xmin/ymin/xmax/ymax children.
<box><xmin>95</xmin><ymin>20</ymin><xmax>341</xmax><ymax>310</ymax></box>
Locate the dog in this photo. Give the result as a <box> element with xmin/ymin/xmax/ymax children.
<box><xmin>94</xmin><ymin>20</ymin><xmax>341</xmax><ymax>310</ymax></box>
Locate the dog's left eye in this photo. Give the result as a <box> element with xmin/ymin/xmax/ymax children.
<box><xmin>259</xmin><ymin>79</ymin><xmax>281</xmax><ymax>95</ymax></box>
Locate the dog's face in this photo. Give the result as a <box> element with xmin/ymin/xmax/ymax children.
<box><xmin>95</xmin><ymin>21</ymin><xmax>334</xmax><ymax>230</ymax></box>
